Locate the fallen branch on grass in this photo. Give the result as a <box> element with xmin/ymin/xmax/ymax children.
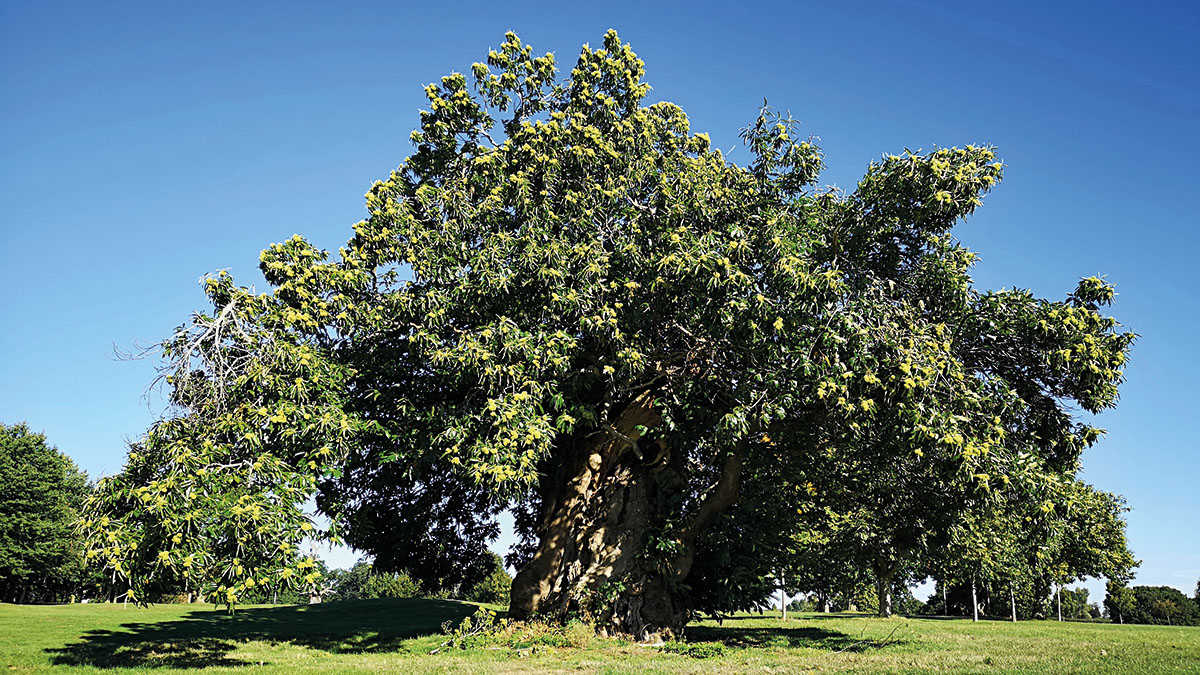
<box><xmin>829</xmin><ymin>622</ymin><xmax>906</xmax><ymax>655</ymax></box>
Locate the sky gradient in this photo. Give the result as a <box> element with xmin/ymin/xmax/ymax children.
<box><xmin>2</xmin><ymin>0</ymin><xmax>1197</xmax><ymax>604</ymax></box>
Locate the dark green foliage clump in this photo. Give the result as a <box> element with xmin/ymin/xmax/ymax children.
<box><xmin>325</xmin><ymin>561</ymin><xmax>421</xmax><ymax>601</ymax></box>
<box><xmin>1125</xmin><ymin>586</ymin><xmax>1200</xmax><ymax>626</ymax></box>
<box><xmin>1104</xmin><ymin>581</ymin><xmax>1199</xmax><ymax>626</ymax></box>
<box><xmin>464</xmin><ymin>552</ymin><xmax>512</xmax><ymax>605</ymax></box>
<box><xmin>360</xmin><ymin>570</ymin><xmax>422</xmax><ymax>599</ymax></box>
<box><xmin>0</xmin><ymin>423</ymin><xmax>91</xmax><ymax>603</ymax></box>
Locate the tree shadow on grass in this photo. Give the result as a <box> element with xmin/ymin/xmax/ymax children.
<box><xmin>46</xmin><ymin>597</ymin><xmax>476</xmax><ymax>669</ymax></box>
<box><xmin>688</xmin><ymin>616</ymin><xmax>909</xmax><ymax>653</ymax></box>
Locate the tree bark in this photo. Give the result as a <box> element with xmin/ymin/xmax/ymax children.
<box><xmin>874</xmin><ymin>560</ymin><xmax>898</xmax><ymax>618</ymax></box>
<box><xmin>779</xmin><ymin>570</ymin><xmax>787</xmax><ymax>621</ymax></box>
<box><xmin>1056</xmin><ymin>585</ymin><xmax>1062</xmax><ymax>622</ymax></box>
<box><xmin>508</xmin><ymin>392</ymin><xmax>747</xmax><ymax>641</ymax></box>
<box><xmin>1010</xmin><ymin>586</ymin><xmax>1017</xmax><ymax>622</ymax></box>
<box><xmin>971</xmin><ymin>576</ymin><xmax>979</xmax><ymax>622</ymax></box>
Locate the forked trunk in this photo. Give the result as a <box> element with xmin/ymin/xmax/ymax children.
<box><xmin>509</xmin><ymin>392</ymin><xmax>743</xmax><ymax>641</ymax></box>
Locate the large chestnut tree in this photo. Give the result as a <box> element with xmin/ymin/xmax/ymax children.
<box><xmin>84</xmin><ymin>31</ymin><xmax>1133</xmax><ymax>639</ymax></box>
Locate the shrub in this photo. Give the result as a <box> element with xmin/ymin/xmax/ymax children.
<box><xmin>438</xmin><ymin>607</ymin><xmax>597</xmax><ymax>652</ymax></box>
<box><xmin>360</xmin><ymin>570</ymin><xmax>421</xmax><ymax>599</ymax></box>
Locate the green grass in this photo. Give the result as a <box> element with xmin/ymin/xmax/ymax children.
<box><xmin>2</xmin><ymin>600</ymin><xmax>1197</xmax><ymax>673</ymax></box>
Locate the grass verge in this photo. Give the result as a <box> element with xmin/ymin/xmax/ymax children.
<box><xmin>1</xmin><ymin>600</ymin><xmax>1197</xmax><ymax>673</ymax></box>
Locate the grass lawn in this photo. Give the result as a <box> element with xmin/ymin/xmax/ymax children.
<box><xmin>1</xmin><ymin>599</ymin><xmax>1197</xmax><ymax>673</ymax></box>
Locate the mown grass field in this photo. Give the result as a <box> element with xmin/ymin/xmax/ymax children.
<box><xmin>2</xmin><ymin>598</ymin><xmax>1197</xmax><ymax>673</ymax></box>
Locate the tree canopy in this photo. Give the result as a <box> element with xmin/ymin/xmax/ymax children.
<box><xmin>83</xmin><ymin>31</ymin><xmax>1135</xmax><ymax>639</ymax></box>
<box><xmin>0</xmin><ymin>423</ymin><xmax>90</xmax><ymax>603</ymax></box>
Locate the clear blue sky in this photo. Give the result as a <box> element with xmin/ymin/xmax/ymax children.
<box><xmin>2</xmin><ymin>1</ymin><xmax>1196</xmax><ymax>603</ymax></box>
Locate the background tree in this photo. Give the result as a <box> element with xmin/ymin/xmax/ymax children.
<box><xmin>359</xmin><ymin>569</ymin><xmax>422</xmax><ymax>599</ymax></box>
<box><xmin>465</xmin><ymin>552</ymin><xmax>513</xmax><ymax>605</ymax></box>
<box><xmin>0</xmin><ymin>423</ymin><xmax>90</xmax><ymax>603</ymax></box>
<box><xmin>1041</xmin><ymin>481</ymin><xmax>1138</xmax><ymax>620</ymax></box>
<box><xmin>318</xmin><ymin>465</ymin><xmax>502</xmax><ymax>596</ymax></box>
<box><xmin>326</xmin><ymin>561</ymin><xmax>373</xmax><ymax>602</ymax></box>
<box><xmin>1104</xmin><ymin>580</ymin><xmax>1135</xmax><ymax>623</ymax></box>
<box><xmin>83</xmin><ymin>31</ymin><xmax>1135</xmax><ymax>639</ymax></box>
<box><xmin>1126</xmin><ymin>586</ymin><xmax>1200</xmax><ymax>626</ymax></box>
<box><xmin>1058</xmin><ymin>587</ymin><xmax>1100</xmax><ymax>620</ymax></box>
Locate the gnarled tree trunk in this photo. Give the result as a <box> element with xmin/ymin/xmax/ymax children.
<box><xmin>509</xmin><ymin>391</ymin><xmax>744</xmax><ymax>641</ymax></box>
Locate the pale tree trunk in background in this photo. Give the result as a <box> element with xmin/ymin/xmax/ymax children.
<box><xmin>971</xmin><ymin>577</ymin><xmax>979</xmax><ymax>622</ymax></box>
<box><xmin>1010</xmin><ymin>586</ymin><xmax>1017</xmax><ymax>622</ymax></box>
<box><xmin>779</xmin><ymin>571</ymin><xmax>787</xmax><ymax>621</ymax></box>
<box><xmin>1057</xmin><ymin>585</ymin><xmax>1062</xmax><ymax>622</ymax></box>
<box><xmin>877</xmin><ymin>579</ymin><xmax>893</xmax><ymax>618</ymax></box>
<box><xmin>943</xmin><ymin>583</ymin><xmax>948</xmax><ymax>615</ymax></box>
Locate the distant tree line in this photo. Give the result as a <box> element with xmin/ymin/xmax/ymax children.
<box><xmin>319</xmin><ymin>553</ymin><xmax>511</xmax><ymax>606</ymax></box>
<box><xmin>747</xmin><ymin>462</ymin><xmax>1139</xmax><ymax>623</ymax></box>
<box><xmin>1104</xmin><ymin>580</ymin><xmax>1200</xmax><ymax>626</ymax></box>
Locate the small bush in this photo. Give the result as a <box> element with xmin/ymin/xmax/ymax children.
<box><xmin>563</xmin><ymin>619</ymin><xmax>593</xmax><ymax>649</ymax></box>
<box><xmin>438</xmin><ymin>607</ymin><xmax>598</xmax><ymax>653</ymax></box>
<box><xmin>441</xmin><ymin>607</ymin><xmax>505</xmax><ymax>649</ymax></box>
<box><xmin>361</xmin><ymin>570</ymin><xmax>421</xmax><ymax>599</ymax></box>
<box><xmin>662</xmin><ymin>640</ymin><xmax>726</xmax><ymax>658</ymax></box>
